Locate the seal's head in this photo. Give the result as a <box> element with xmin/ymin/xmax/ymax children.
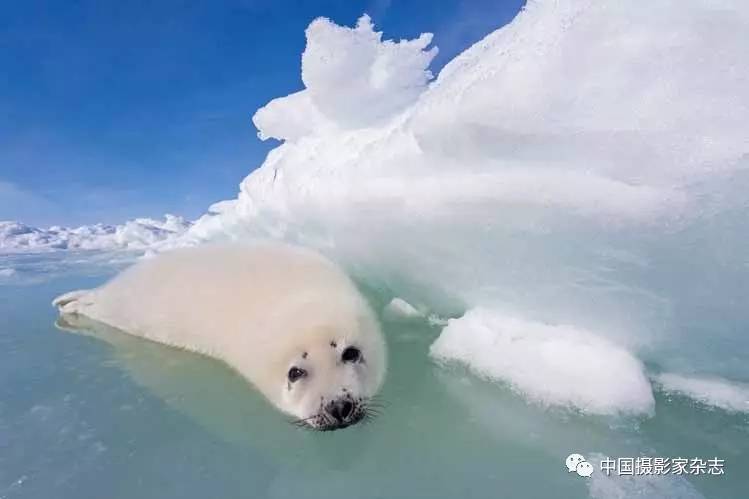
<box><xmin>278</xmin><ymin>319</ymin><xmax>386</xmax><ymax>431</ymax></box>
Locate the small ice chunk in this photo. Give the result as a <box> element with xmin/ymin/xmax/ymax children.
<box><xmin>383</xmin><ymin>297</ymin><xmax>424</xmax><ymax>320</ymax></box>
<box><xmin>429</xmin><ymin>308</ymin><xmax>654</xmax><ymax>416</ymax></box>
<box><xmin>654</xmin><ymin>373</ymin><xmax>749</xmax><ymax>414</ymax></box>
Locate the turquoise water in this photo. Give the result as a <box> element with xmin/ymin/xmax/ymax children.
<box><xmin>0</xmin><ymin>253</ymin><xmax>747</xmax><ymax>499</ymax></box>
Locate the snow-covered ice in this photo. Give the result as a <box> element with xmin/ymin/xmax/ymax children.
<box><xmin>430</xmin><ymin>308</ymin><xmax>655</xmax><ymax>415</ymax></box>
<box><xmin>654</xmin><ymin>373</ymin><xmax>749</xmax><ymax>414</ymax></box>
<box><xmin>175</xmin><ymin>0</ymin><xmax>749</xmax><ymax>414</ymax></box>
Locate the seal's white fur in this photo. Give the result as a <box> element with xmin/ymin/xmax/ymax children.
<box><xmin>54</xmin><ymin>243</ymin><xmax>386</xmax><ymax>428</ymax></box>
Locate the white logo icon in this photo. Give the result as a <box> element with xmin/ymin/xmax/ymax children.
<box><xmin>566</xmin><ymin>453</ymin><xmax>594</xmax><ymax>477</ymax></box>
<box><xmin>576</xmin><ymin>461</ymin><xmax>594</xmax><ymax>477</ymax></box>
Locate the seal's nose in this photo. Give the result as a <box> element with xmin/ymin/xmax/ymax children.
<box><xmin>326</xmin><ymin>399</ymin><xmax>354</xmax><ymax>423</ymax></box>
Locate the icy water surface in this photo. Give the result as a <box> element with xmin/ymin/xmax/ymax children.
<box><xmin>1</xmin><ymin>254</ymin><xmax>747</xmax><ymax>499</ymax></box>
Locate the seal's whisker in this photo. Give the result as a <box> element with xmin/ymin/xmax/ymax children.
<box><xmin>288</xmin><ymin>414</ymin><xmax>319</xmax><ymax>428</ymax></box>
<box><xmin>360</xmin><ymin>412</ymin><xmax>377</xmax><ymax>426</ymax></box>
<box><xmin>293</xmin><ymin>423</ymin><xmax>316</xmax><ymax>432</ymax></box>
<box><xmin>297</xmin><ymin>414</ymin><xmax>318</xmax><ymax>421</ymax></box>
<box><xmin>365</xmin><ymin>397</ymin><xmax>389</xmax><ymax>408</ymax></box>
<box><xmin>364</xmin><ymin>408</ymin><xmax>382</xmax><ymax>420</ymax></box>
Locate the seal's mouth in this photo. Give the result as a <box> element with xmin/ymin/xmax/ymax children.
<box><xmin>292</xmin><ymin>397</ymin><xmax>382</xmax><ymax>431</ymax></box>
<box><xmin>314</xmin><ymin>408</ymin><xmax>366</xmax><ymax>431</ymax></box>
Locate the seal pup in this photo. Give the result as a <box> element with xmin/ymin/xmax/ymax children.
<box><xmin>53</xmin><ymin>243</ymin><xmax>387</xmax><ymax>431</ymax></box>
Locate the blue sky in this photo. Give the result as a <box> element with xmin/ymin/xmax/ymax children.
<box><xmin>0</xmin><ymin>0</ymin><xmax>524</xmax><ymax>226</ymax></box>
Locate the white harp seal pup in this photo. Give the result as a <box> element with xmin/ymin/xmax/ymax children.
<box><xmin>53</xmin><ymin>243</ymin><xmax>387</xmax><ymax>431</ymax></box>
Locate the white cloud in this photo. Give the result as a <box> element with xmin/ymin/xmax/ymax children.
<box><xmin>0</xmin><ymin>180</ymin><xmax>59</xmax><ymax>225</ymax></box>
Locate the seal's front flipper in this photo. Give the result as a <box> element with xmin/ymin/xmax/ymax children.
<box><xmin>52</xmin><ymin>289</ymin><xmax>92</xmax><ymax>313</ymax></box>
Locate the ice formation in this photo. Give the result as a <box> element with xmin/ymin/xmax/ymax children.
<box><xmin>252</xmin><ymin>14</ymin><xmax>437</xmax><ymax>140</ymax></box>
<box><xmin>174</xmin><ymin>0</ymin><xmax>749</xmax><ymax>415</ymax></box>
<box><xmin>654</xmin><ymin>373</ymin><xmax>749</xmax><ymax>414</ymax></box>
<box><xmin>0</xmin><ymin>215</ymin><xmax>190</xmax><ymax>253</ymax></box>
<box><xmin>383</xmin><ymin>298</ymin><xmax>425</xmax><ymax>321</ymax></box>
<box><xmin>430</xmin><ymin>308</ymin><xmax>655</xmax><ymax>415</ymax></box>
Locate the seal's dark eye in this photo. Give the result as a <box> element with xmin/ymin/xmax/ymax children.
<box><xmin>288</xmin><ymin>367</ymin><xmax>307</xmax><ymax>382</ymax></box>
<box><xmin>341</xmin><ymin>346</ymin><xmax>361</xmax><ymax>363</ymax></box>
